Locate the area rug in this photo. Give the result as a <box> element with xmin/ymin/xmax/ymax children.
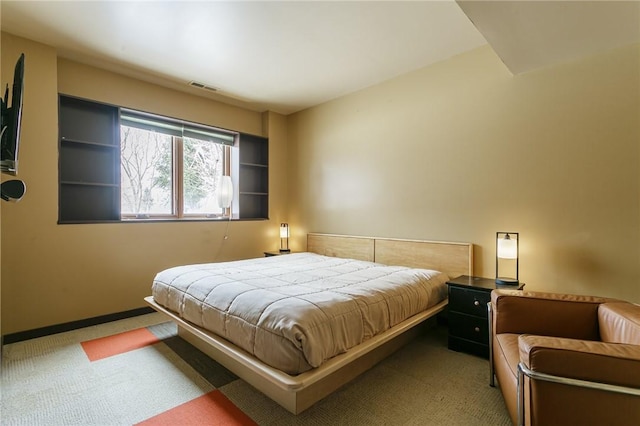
<box><xmin>1</xmin><ymin>313</ymin><xmax>510</xmax><ymax>425</ymax></box>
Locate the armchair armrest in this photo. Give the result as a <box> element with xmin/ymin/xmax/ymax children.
<box><xmin>517</xmin><ymin>335</ymin><xmax>640</xmax><ymax>425</ymax></box>
<box><xmin>491</xmin><ymin>290</ymin><xmax>617</xmax><ymax>339</ymax></box>
<box><xmin>519</xmin><ymin>335</ymin><xmax>640</xmax><ymax>386</ymax></box>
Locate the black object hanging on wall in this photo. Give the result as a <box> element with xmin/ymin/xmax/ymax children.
<box><xmin>1</xmin><ymin>179</ymin><xmax>26</xmax><ymax>202</ymax></box>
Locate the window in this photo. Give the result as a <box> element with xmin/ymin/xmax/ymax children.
<box><xmin>58</xmin><ymin>95</ymin><xmax>269</xmax><ymax>224</ymax></box>
<box><xmin>120</xmin><ymin>110</ymin><xmax>235</xmax><ymax>219</ymax></box>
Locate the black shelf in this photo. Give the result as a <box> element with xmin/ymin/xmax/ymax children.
<box><xmin>59</xmin><ymin>184</ymin><xmax>119</xmax><ymax>222</ymax></box>
<box><xmin>61</xmin><ymin>181</ymin><xmax>119</xmax><ymax>187</ymax></box>
<box><xmin>59</xmin><ymin>143</ymin><xmax>118</xmax><ymax>185</ymax></box>
<box><xmin>61</xmin><ymin>138</ymin><xmax>119</xmax><ymax>149</ymax></box>
<box><xmin>238</xmin><ymin>133</ymin><xmax>268</xmax><ymax>219</ymax></box>
<box><xmin>59</xmin><ymin>96</ymin><xmax>119</xmax><ymax>146</ymax></box>
<box><xmin>58</xmin><ymin>95</ymin><xmax>121</xmax><ymax>223</ymax></box>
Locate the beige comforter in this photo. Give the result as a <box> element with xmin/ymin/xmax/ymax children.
<box><xmin>152</xmin><ymin>252</ymin><xmax>448</xmax><ymax>374</ymax></box>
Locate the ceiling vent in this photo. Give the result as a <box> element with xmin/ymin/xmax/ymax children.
<box><xmin>188</xmin><ymin>81</ymin><xmax>218</xmax><ymax>92</ymax></box>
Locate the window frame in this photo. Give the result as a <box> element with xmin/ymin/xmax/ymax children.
<box><xmin>119</xmin><ymin>109</ymin><xmax>237</xmax><ymax>221</ymax></box>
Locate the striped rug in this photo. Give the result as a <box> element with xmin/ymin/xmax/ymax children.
<box><xmin>1</xmin><ymin>313</ymin><xmax>510</xmax><ymax>425</ymax></box>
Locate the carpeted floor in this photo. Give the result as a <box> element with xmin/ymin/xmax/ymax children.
<box><xmin>1</xmin><ymin>313</ymin><xmax>510</xmax><ymax>425</ymax></box>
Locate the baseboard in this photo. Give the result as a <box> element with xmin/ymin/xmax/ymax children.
<box><xmin>2</xmin><ymin>307</ymin><xmax>155</xmax><ymax>345</ymax></box>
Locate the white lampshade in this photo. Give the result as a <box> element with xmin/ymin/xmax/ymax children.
<box><xmin>279</xmin><ymin>223</ymin><xmax>290</xmax><ymax>252</ymax></box>
<box><xmin>216</xmin><ymin>176</ymin><xmax>233</xmax><ymax>209</ymax></box>
<box><xmin>497</xmin><ymin>234</ymin><xmax>518</xmax><ymax>259</ymax></box>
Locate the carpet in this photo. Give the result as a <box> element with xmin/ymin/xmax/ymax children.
<box><xmin>1</xmin><ymin>313</ymin><xmax>510</xmax><ymax>425</ymax></box>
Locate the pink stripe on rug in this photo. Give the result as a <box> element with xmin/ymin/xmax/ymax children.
<box><xmin>81</xmin><ymin>327</ymin><xmax>160</xmax><ymax>361</ymax></box>
<box><xmin>136</xmin><ymin>390</ymin><xmax>257</xmax><ymax>426</ymax></box>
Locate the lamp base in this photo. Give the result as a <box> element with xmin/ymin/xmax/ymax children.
<box><xmin>495</xmin><ymin>277</ymin><xmax>519</xmax><ymax>286</ymax></box>
<box><xmin>279</xmin><ymin>249</ymin><xmax>291</xmax><ymax>253</ymax></box>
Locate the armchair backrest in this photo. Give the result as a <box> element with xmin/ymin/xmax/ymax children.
<box><xmin>492</xmin><ymin>290</ymin><xmax>613</xmax><ymax>340</ymax></box>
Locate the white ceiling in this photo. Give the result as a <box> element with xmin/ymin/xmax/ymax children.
<box><xmin>1</xmin><ymin>1</ymin><xmax>639</xmax><ymax>115</ymax></box>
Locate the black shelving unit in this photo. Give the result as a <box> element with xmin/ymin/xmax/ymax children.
<box><xmin>238</xmin><ymin>133</ymin><xmax>268</xmax><ymax>219</ymax></box>
<box><xmin>58</xmin><ymin>95</ymin><xmax>120</xmax><ymax>223</ymax></box>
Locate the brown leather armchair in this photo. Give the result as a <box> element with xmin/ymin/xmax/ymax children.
<box><xmin>489</xmin><ymin>289</ymin><xmax>640</xmax><ymax>425</ymax></box>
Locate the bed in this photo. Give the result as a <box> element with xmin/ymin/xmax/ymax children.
<box><xmin>145</xmin><ymin>233</ymin><xmax>473</xmax><ymax>414</ymax></box>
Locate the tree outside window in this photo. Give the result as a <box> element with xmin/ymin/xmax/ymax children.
<box><xmin>120</xmin><ymin>118</ymin><xmax>232</xmax><ymax>219</ymax></box>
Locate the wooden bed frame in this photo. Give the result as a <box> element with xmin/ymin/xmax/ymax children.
<box><xmin>144</xmin><ymin>233</ymin><xmax>473</xmax><ymax>414</ymax></box>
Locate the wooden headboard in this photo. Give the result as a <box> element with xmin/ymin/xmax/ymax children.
<box><xmin>307</xmin><ymin>233</ymin><xmax>473</xmax><ymax>279</ymax></box>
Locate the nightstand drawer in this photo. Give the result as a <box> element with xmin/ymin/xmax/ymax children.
<box><xmin>448</xmin><ymin>311</ymin><xmax>489</xmax><ymax>344</ymax></box>
<box><xmin>448</xmin><ymin>287</ymin><xmax>490</xmax><ymax>318</ymax></box>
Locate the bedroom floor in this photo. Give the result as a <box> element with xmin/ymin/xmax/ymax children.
<box><xmin>1</xmin><ymin>313</ymin><xmax>510</xmax><ymax>425</ymax></box>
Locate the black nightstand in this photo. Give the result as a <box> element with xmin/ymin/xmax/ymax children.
<box><xmin>446</xmin><ymin>275</ymin><xmax>524</xmax><ymax>358</ymax></box>
<box><xmin>264</xmin><ymin>251</ymin><xmax>294</xmax><ymax>257</ymax></box>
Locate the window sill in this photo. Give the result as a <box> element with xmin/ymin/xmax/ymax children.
<box><xmin>122</xmin><ymin>216</ymin><xmax>234</xmax><ymax>222</ymax></box>
<box><xmin>58</xmin><ymin>216</ymin><xmax>268</xmax><ymax>225</ymax></box>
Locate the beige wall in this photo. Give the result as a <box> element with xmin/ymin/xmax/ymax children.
<box><xmin>2</xmin><ymin>31</ymin><xmax>639</xmax><ymax>336</ymax></box>
<box><xmin>1</xmin><ymin>33</ymin><xmax>289</xmax><ymax>334</ymax></box>
<box><xmin>288</xmin><ymin>44</ymin><xmax>640</xmax><ymax>303</ymax></box>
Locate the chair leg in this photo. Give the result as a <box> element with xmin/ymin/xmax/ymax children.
<box><xmin>517</xmin><ymin>363</ymin><xmax>526</xmax><ymax>426</ymax></box>
<box><xmin>488</xmin><ymin>301</ymin><xmax>495</xmax><ymax>387</ymax></box>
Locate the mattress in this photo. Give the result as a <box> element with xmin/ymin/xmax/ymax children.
<box><xmin>152</xmin><ymin>252</ymin><xmax>448</xmax><ymax>375</ymax></box>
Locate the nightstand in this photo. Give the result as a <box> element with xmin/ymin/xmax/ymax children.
<box><xmin>264</xmin><ymin>251</ymin><xmax>294</xmax><ymax>257</ymax></box>
<box><xmin>446</xmin><ymin>275</ymin><xmax>524</xmax><ymax>358</ymax></box>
